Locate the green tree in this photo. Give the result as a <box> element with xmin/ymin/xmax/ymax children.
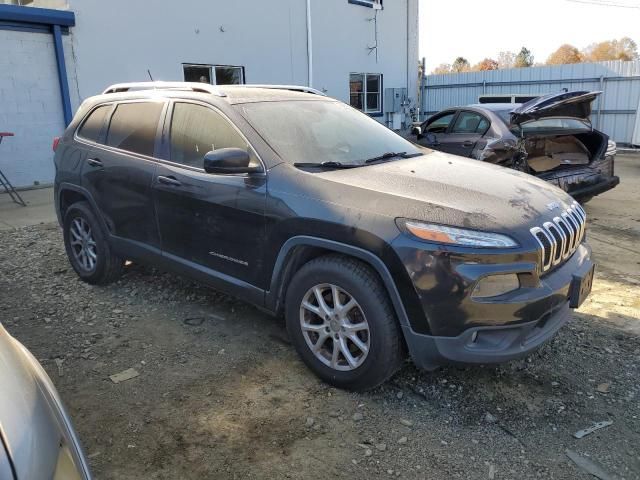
<box><xmin>452</xmin><ymin>57</ymin><xmax>471</xmax><ymax>73</ymax></box>
<box><xmin>514</xmin><ymin>47</ymin><xmax>534</xmax><ymax>68</ymax></box>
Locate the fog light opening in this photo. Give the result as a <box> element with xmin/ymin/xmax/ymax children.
<box><xmin>472</xmin><ymin>274</ymin><xmax>520</xmax><ymax>299</ymax></box>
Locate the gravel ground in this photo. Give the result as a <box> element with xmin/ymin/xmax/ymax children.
<box><xmin>1</xmin><ymin>156</ymin><xmax>639</xmax><ymax>479</ymax></box>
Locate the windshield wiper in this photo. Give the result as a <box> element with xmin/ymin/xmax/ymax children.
<box><xmin>364</xmin><ymin>151</ymin><xmax>421</xmax><ymax>164</ymax></box>
<box><xmin>293</xmin><ymin>161</ymin><xmax>360</xmax><ymax>169</ymax></box>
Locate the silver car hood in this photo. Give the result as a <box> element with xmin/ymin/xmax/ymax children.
<box><xmin>0</xmin><ymin>323</ymin><xmax>90</xmax><ymax>479</ymax></box>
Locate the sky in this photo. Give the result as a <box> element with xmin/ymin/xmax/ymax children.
<box><xmin>419</xmin><ymin>0</ymin><xmax>640</xmax><ymax>72</ymax></box>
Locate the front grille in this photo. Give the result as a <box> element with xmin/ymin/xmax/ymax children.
<box><xmin>530</xmin><ymin>201</ymin><xmax>586</xmax><ymax>272</ymax></box>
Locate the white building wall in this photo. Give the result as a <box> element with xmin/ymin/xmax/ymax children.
<box><xmin>68</xmin><ymin>0</ymin><xmax>419</xmax><ymax>118</ymax></box>
<box><xmin>0</xmin><ymin>29</ymin><xmax>78</xmax><ymax>188</ymax></box>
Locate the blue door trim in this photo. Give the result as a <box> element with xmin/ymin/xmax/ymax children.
<box><xmin>0</xmin><ymin>4</ymin><xmax>76</xmax><ymax>126</ymax></box>
<box><xmin>52</xmin><ymin>24</ymin><xmax>72</xmax><ymax>125</ymax></box>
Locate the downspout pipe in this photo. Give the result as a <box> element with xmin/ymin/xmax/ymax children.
<box><xmin>306</xmin><ymin>0</ymin><xmax>313</xmax><ymax>88</ymax></box>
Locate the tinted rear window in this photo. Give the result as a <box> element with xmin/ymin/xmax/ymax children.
<box><xmin>106</xmin><ymin>102</ymin><xmax>164</xmax><ymax>156</ymax></box>
<box><xmin>77</xmin><ymin>105</ymin><xmax>110</xmax><ymax>142</ymax></box>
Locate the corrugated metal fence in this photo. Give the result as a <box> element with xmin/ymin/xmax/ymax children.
<box><xmin>421</xmin><ymin>60</ymin><xmax>640</xmax><ymax>145</ymax></box>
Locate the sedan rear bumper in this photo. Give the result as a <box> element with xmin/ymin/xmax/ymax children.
<box><xmin>568</xmin><ymin>175</ymin><xmax>619</xmax><ymax>200</ymax></box>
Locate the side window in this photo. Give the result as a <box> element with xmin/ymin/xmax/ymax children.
<box><xmin>106</xmin><ymin>102</ymin><xmax>164</xmax><ymax>157</ymax></box>
<box><xmin>425</xmin><ymin>112</ymin><xmax>455</xmax><ymax>134</ymax></box>
<box><xmin>451</xmin><ymin>111</ymin><xmax>489</xmax><ymax>134</ymax></box>
<box><xmin>169</xmin><ymin>103</ymin><xmax>251</xmax><ymax>169</ymax></box>
<box><xmin>349</xmin><ymin>73</ymin><xmax>382</xmax><ymax>115</ymax></box>
<box><xmin>77</xmin><ymin>105</ymin><xmax>111</xmax><ymax>143</ymax></box>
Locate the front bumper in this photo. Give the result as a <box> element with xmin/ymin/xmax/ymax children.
<box><xmin>397</xmin><ymin>242</ymin><xmax>593</xmax><ymax>370</ymax></box>
<box><xmin>404</xmin><ymin>301</ymin><xmax>571</xmax><ymax>370</ymax></box>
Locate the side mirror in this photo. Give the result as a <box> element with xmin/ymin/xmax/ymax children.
<box><xmin>411</xmin><ymin>126</ymin><xmax>422</xmax><ymax>137</ymax></box>
<box><xmin>203</xmin><ymin>148</ymin><xmax>262</xmax><ymax>174</ymax></box>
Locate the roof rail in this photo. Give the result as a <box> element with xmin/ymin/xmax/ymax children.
<box><xmin>221</xmin><ymin>84</ymin><xmax>327</xmax><ymax>96</ymax></box>
<box><xmin>101</xmin><ymin>82</ymin><xmax>326</xmax><ymax>97</ymax></box>
<box><xmin>102</xmin><ymin>82</ymin><xmax>227</xmax><ymax>96</ymax></box>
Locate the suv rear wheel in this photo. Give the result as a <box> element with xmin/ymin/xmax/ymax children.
<box><xmin>285</xmin><ymin>254</ymin><xmax>405</xmax><ymax>391</ymax></box>
<box><xmin>63</xmin><ymin>201</ymin><xmax>123</xmax><ymax>285</ymax></box>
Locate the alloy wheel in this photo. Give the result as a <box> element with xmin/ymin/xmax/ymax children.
<box><xmin>299</xmin><ymin>283</ymin><xmax>370</xmax><ymax>371</ymax></box>
<box><xmin>69</xmin><ymin>217</ymin><xmax>97</xmax><ymax>272</ymax></box>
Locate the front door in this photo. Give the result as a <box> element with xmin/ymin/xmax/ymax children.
<box><xmin>81</xmin><ymin>100</ymin><xmax>165</xmax><ymax>249</ymax></box>
<box><xmin>153</xmin><ymin>101</ymin><xmax>267</xmax><ymax>288</ymax></box>
<box><xmin>417</xmin><ymin>110</ymin><xmax>457</xmax><ymax>153</ymax></box>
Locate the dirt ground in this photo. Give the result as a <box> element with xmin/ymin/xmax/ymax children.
<box><xmin>1</xmin><ymin>156</ymin><xmax>639</xmax><ymax>480</ymax></box>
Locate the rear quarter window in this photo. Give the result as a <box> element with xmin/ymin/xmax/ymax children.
<box><xmin>105</xmin><ymin>102</ymin><xmax>164</xmax><ymax>157</ymax></box>
<box><xmin>77</xmin><ymin>105</ymin><xmax>111</xmax><ymax>143</ymax></box>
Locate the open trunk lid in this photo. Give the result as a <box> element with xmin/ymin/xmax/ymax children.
<box><xmin>510</xmin><ymin>91</ymin><xmax>601</xmax><ymax>126</ymax></box>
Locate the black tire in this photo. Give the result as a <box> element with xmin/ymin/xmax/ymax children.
<box><xmin>285</xmin><ymin>254</ymin><xmax>405</xmax><ymax>391</ymax></box>
<box><xmin>63</xmin><ymin>201</ymin><xmax>123</xmax><ymax>285</ymax></box>
<box><xmin>576</xmin><ymin>195</ymin><xmax>593</xmax><ymax>205</ymax></box>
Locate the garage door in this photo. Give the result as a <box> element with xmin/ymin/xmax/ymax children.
<box><xmin>0</xmin><ymin>29</ymin><xmax>68</xmax><ymax>188</ymax></box>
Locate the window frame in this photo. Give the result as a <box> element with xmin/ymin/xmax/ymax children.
<box><xmin>75</xmin><ymin>104</ymin><xmax>114</xmax><ymax>145</ymax></box>
<box><xmin>449</xmin><ymin>110</ymin><xmax>491</xmax><ymax>136</ymax></box>
<box><xmin>423</xmin><ymin>110</ymin><xmax>458</xmax><ymax>134</ymax></box>
<box><xmin>159</xmin><ymin>99</ymin><xmax>265</xmax><ymax>175</ymax></box>
<box><xmin>75</xmin><ymin>99</ymin><xmax>168</xmax><ymax>162</ymax></box>
<box><xmin>182</xmin><ymin>63</ymin><xmax>246</xmax><ymax>86</ymax></box>
<box><xmin>349</xmin><ymin>73</ymin><xmax>383</xmax><ymax>117</ymax></box>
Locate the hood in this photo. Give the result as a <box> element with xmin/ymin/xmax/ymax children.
<box><xmin>510</xmin><ymin>91</ymin><xmax>601</xmax><ymax>126</ymax></box>
<box><xmin>289</xmin><ymin>150</ymin><xmax>576</xmax><ymax>238</ymax></box>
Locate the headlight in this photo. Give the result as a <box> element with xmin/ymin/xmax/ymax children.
<box><xmin>606</xmin><ymin>140</ymin><xmax>616</xmax><ymax>157</ymax></box>
<box><xmin>397</xmin><ymin>219</ymin><xmax>518</xmax><ymax>248</ymax></box>
<box><xmin>472</xmin><ymin>274</ymin><xmax>520</xmax><ymax>299</ymax></box>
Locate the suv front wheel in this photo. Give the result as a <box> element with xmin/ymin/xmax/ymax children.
<box><xmin>63</xmin><ymin>201</ymin><xmax>123</xmax><ymax>285</ymax></box>
<box><xmin>285</xmin><ymin>254</ymin><xmax>405</xmax><ymax>391</ymax></box>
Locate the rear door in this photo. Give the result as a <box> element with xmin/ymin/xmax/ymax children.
<box><xmin>81</xmin><ymin>100</ymin><xmax>165</xmax><ymax>250</ymax></box>
<box><xmin>442</xmin><ymin>110</ymin><xmax>491</xmax><ymax>157</ymax></box>
<box><xmin>153</xmin><ymin>101</ymin><xmax>267</xmax><ymax>289</ymax></box>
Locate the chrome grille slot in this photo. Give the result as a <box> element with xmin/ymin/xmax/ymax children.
<box><xmin>530</xmin><ymin>201</ymin><xmax>587</xmax><ymax>273</ymax></box>
<box><xmin>555</xmin><ymin>217</ymin><xmax>572</xmax><ymax>258</ymax></box>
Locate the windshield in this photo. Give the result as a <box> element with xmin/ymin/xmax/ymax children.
<box><xmin>237</xmin><ymin>100</ymin><xmax>421</xmax><ymax>166</ymax></box>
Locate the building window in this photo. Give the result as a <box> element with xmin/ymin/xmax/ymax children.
<box><xmin>348</xmin><ymin>0</ymin><xmax>382</xmax><ymax>9</ymax></box>
<box><xmin>350</xmin><ymin>73</ymin><xmax>382</xmax><ymax>115</ymax></box>
<box><xmin>183</xmin><ymin>64</ymin><xmax>245</xmax><ymax>85</ymax></box>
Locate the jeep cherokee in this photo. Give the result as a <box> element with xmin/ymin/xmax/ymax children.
<box><xmin>54</xmin><ymin>82</ymin><xmax>595</xmax><ymax>391</ymax></box>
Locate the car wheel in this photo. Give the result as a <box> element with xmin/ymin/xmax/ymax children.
<box><xmin>63</xmin><ymin>201</ymin><xmax>123</xmax><ymax>285</ymax></box>
<box><xmin>285</xmin><ymin>254</ymin><xmax>405</xmax><ymax>391</ymax></box>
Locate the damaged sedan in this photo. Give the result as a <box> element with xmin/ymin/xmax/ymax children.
<box><xmin>412</xmin><ymin>91</ymin><xmax>620</xmax><ymax>202</ymax></box>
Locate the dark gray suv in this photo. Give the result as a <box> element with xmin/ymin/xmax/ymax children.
<box><xmin>54</xmin><ymin>82</ymin><xmax>595</xmax><ymax>390</ymax></box>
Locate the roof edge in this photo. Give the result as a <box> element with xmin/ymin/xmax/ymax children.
<box><xmin>0</xmin><ymin>4</ymin><xmax>75</xmax><ymax>27</ymax></box>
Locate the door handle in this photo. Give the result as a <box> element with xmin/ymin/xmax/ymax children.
<box><xmin>157</xmin><ymin>175</ymin><xmax>182</xmax><ymax>187</ymax></box>
<box><xmin>462</xmin><ymin>141</ymin><xmax>474</xmax><ymax>148</ymax></box>
<box><xmin>87</xmin><ymin>158</ymin><xmax>103</xmax><ymax>167</ymax></box>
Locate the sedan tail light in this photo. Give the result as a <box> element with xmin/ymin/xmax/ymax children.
<box><xmin>53</xmin><ymin>137</ymin><xmax>61</xmax><ymax>152</ymax></box>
